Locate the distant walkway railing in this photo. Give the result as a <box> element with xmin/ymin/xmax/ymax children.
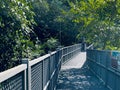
<box><xmin>62</xmin><ymin>44</ymin><xmax>81</xmax><ymax>64</ymax></box>
<box><xmin>0</xmin><ymin>44</ymin><xmax>81</xmax><ymax>90</ymax></box>
<box><xmin>86</xmin><ymin>43</ymin><xmax>94</xmax><ymax>50</ymax></box>
<box><xmin>87</xmin><ymin>50</ymin><xmax>120</xmax><ymax>90</ymax></box>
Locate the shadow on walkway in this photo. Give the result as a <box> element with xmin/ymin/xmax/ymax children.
<box><xmin>57</xmin><ymin>63</ymin><xmax>109</xmax><ymax>90</ymax></box>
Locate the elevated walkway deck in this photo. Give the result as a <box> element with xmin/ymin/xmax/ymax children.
<box><xmin>57</xmin><ymin>52</ymin><xmax>110</xmax><ymax>90</ymax></box>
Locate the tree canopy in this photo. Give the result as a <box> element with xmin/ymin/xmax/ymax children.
<box><xmin>68</xmin><ymin>0</ymin><xmax>120</xmax><ymax>50</ymax></box>
<box><xmin>1</xmin><ymin>0</ymin><xmax>120</xmax><ymax>71</ymax></box>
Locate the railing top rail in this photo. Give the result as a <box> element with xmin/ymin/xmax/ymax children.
<box><xmin>62</xmin><ymin>43</ymin><xmax>81</xmax><ymax>49</ymax></box>
<box><xmin>30</xmin><ymin>51</ymin><xmax>57</xmax><ymax>66</ymax></box>
<box><xmin>0</xmin><ymin>43</ymin><xmax>81</xmax><ymax>83</ymax></box>
<box><xmin>0</xmin><ymin>64</ymin><xmax>27</xmax><ymax>83</ymax></box>
<box><xmin>86</xmin><ymin>43</ymin><xmax>94</xmax><ymax>50</ymax></box>
<box><xmin>87</xmin><ymin>49</ymin><xmax>120</xmax><ymax>53</ymax></box>
<box><xmin>0</xmin><ymin>43</ymin><xmax>82</xmax><ymax>90</ymax></box>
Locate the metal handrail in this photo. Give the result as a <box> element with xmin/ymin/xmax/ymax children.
<box><xmin>86</xmin><ymin>43</ymin><xmax>94</xmax><ymax>50</ymax></box>
<box><xmin>0</xmin><ymin>43</ymin><xmax>81</xmax><ymax>90</ymax></box>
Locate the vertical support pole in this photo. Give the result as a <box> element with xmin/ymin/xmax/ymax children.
<box><xmin>48</xmin><ymin>51</ymin><xmax>52</xmax><ymax>90</ymax></box>
<box><xmin>105</xmin><ymin>52</ymin><xmax>109</xmax><ymax>86</ymax></box>
<box><xmin>42</xmin><ymin>59</ymin><xmax>44</xmax><ymax>90</ymax></box>
<box><xmin>59</xmin><ymin>48</ymin><xmax>62</xmax><ymax>70</ymax></box>
<box><xmin>56</xmin><ymin>47</ymin><xmax>60</xmax><ymax>66</ymax></box>
<box><xmin>62</xmin><ymin>48</ymin><xmax>63</xmax><ymax>62</ymax></box>
<box><xmin>22</xmin><ymin>58</ymin><xmax>31</xmax><ymax>90</ymax></box>
<box><xmin>82</xmin><ymin>42</ymin><xmax>86</xmax><ymax>51</ymax></box>
<box><xmin>23</xmin><ymin>69</ymin><xmax>27</xmax><ymax>90</ymax></box>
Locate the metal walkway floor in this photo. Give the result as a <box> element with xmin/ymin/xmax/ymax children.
<box><xmin>56</xmin><ymin>52</ymin><xmax>110</xmax><ymax>90</ymax></box>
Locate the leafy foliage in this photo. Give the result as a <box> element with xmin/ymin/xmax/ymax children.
<box><xmin>31</xmin><ymin>0</ymin><xmax>78</xmax><ymax>46</ymax></box>
<box><xmin>0</xmin><ymin>0</ymin><xmax>36</xmax><ymax>71</ymax></box>
<box><xmin>1</xmin><ymin>0</ymin><xmax>120</xmax><ymax>72</ymax></box>
<box><xmin>68</xmin><ymin>0</ymin><xmax>120</xmax><ymax>50</ymax></box>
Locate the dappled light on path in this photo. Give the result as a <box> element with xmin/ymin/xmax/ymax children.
<box><xmin>57</xmin><ymin>52</ymin><xmax>109</xmax><ymax>90</ymax></box>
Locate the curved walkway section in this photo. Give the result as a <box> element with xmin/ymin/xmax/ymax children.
<box><xmin>57</xmin><ymin>52</ymin><xmax>110</xmax><ymax>90</ymax></box>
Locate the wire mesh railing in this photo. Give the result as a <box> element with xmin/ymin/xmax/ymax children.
<box><xmin>62</xmin><ymin>44</ymin><xmax>81</xmax><ymax>64</ymax></box>
<box><xmin>87</xmin><ymin>49</ymin><xmax>120</xmax><ymax>90</ymax></box>
<box><xmin>0</xmin><ymin>64</ymin><xmax>27</xmax><ymax>90</ymax></box>
<box><xmin>0</xmin><ymin>43</ymin><xmax>81</xmax><ymax>90</ymax></box>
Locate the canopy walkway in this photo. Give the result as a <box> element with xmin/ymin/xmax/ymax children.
<box><xmin>57</xmin><ymin>52</ymin><xmax>109</xmax><ymax>90</ymax></box>
<box><xmin>0</xmin><ymin>43</ymin><xmax>120</xmax><ymax>90</ymax></box>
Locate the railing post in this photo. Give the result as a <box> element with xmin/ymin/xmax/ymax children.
<box><xmin>22</xmin><ymin>58</ymin><xmax>31</xmax><ymax>90</ymax></box>
<box><xmin>23</xmin><ymin>68</ymin><xmax>27</xmax><ymax>90</ymax></box>
<box><xmin>83</xmin><ymin>42</ymin><xmax>86</xmax><ymax>51</ymax></box>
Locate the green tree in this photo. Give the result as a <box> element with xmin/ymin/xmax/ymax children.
<box><xmin>68</xmin><ymin>0</ymin><xmax>120</xmax><ymax>50</ymax></box>
<box><xmin>0</xmin><ymin>0</ymin><xmax>36</xmax><ymax>71</ymax></box>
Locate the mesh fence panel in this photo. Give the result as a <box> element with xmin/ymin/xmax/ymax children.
<box><xmin>50</xmin><ymin>55</ymin><xmax>54</xmax><ymax>75</ymax></box>
<box><xmin>31</xmin><ymin>61</ymin><xmax>43</xmax><ymax>90</ymax></box>
<box><xmin>0</xmin><ymin>44</ymin><xmax>81</xmax><ymax>90</ymax></box>
<box><xmin>87</xmin><ymin>50</ymin><xmax>120</xmax><ymax>90</ymax></box>
<box><xmin>0</xmin><ymin>72</ymin><xmax>24</xmax><ymax>90</ymax></box>
<box><xmin>43</xmin><ymin>58</ymin><xmax>50</xmax><ymax>87</ymax></box>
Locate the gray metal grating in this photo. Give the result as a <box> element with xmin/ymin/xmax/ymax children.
<box><xmin>50</xmin><ymin>55</ymin><xmax>54</xmax><ymax>75</ymax></box>
<box><xmin>31</xmin><ymin>61</ymin><xmax>43</xmax><ymax>90</ymax></box>
<box><xmin>0</xmin><ymin>72</ymin><xmax>24</xmax><ymax>90</ymax></box>
<box><xmin>0</xmin><ymin>44</ymin><xmax>81</xmax><ymax>90</ymax></box>
<box><xmin>87</xmin><ymin>50</ymin><xmax>120</xmax><ymax>90</ymax></box>
<box><xmin>43</xmin><ymin>58</ymin><xmax>50</xmax><ymax>87</ymax></box>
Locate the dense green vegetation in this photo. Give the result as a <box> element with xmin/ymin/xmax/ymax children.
<box><xmin>68</xmin><ymin>0</ymin><xmax>120</xmax><ymax>50</ymax></box>
<box><xmin>0</xmin><ymin>0</ymin><xmax>120</xmax><ymax>71</ymax></box>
